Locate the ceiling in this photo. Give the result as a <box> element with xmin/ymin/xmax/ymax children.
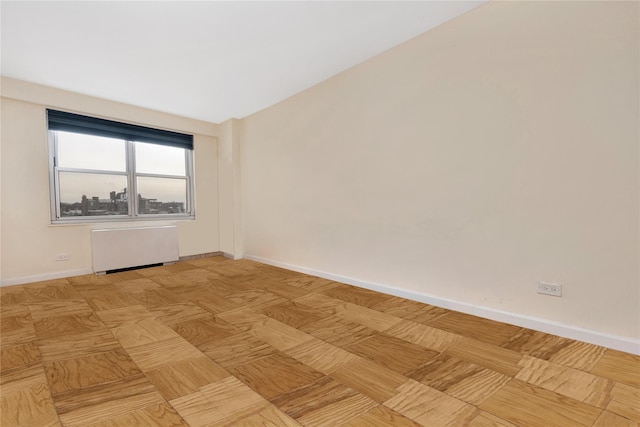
<box><xmin>1</xmin><ymin>1</ymin><xmax>485</xmax><ymax>123</ymax></box>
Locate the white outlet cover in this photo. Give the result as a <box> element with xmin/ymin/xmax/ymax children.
<box><xmin>538</xmin><ymin>282</ymin><xmax>562</xmax><ymax>297</ymax></box>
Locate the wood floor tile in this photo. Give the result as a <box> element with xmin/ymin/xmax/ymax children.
<box><xmin>38</xmin><ymin>329</ymin><xmax>121</xmax><ymax>362</ymax></box>
<box><xmin>548</xmin><ymin>340</ymin><xmax>607</xmax><ymax>371</ymax></box>
<box><xmin>23</xmin><ymin>278</ymin><xmax>72</xmax><ymax>288</ymax></box>
<box><xmin>158</xmin><ymin>262</ymin><xmax>200</xmax><ymax>274</ymax></box>
<box><xmin>226</xmin><ymin>289</ymin><xmax>287</xmax><ymax>310</ymax></box>
<box><xmin>501</xmin><ymin>328</ymin><xmax>573</xmax><ymax>360</ymax></box>
<box><xmin>145</xmin><ymin>355</ymin><xmax>229</xmax><ymax>400</ymax></box>
<box><xmin>591</xmin><ymin>349</ymin><xmax>640</xmax><ymax>388</ymax></box>
<box><xmin>4</xmin><ymin>324</ymin><xmax>45</xmax><ymax>350</ymax></box>
<box><xmin>170</xmin><ymin>376</ymin><xmax>269</xmax><ymax>427</ymax></box>
<box><xmin>204</xmin><ymin>264</ymin><xmax>254</xmax><ymax>279</ymax></box>
<box><xmin>408</xmin><ymin>353</ymin><xmax>509</xmax><ymax>405</ymax></box>
<box><xmin>297</xmin><ymin>393</ymin><xmax>377</xmax><ymax>427</ymax></box>
<box><xmin>253</xmin><ymin>279</ymin><xmax>311</xmax><ymax>300</ymax></box>
<box><xmin>1</xmin><ymin>325</ymin><xmax>37</xmax><ymax>349</ymax></box>
<box><xmin>1</xmin><ymin>363</ymin><xmax>48</xmax><ymax>395</ymax></box>
<box><xmin>170</xmin><ymin>268</ymin><xmax>222</xmax><ymax>285</ymax></box>
<box><xmin>283</xmin><ymin>276</ymin><xmax>339</xmax><ymax>293</ymax></box>
<box><xmin>515</xmin><ymin>355</ymin><xmax>614</xmax><ymax>407</ymax></box>
<box><xmin>607</xmin><ymin>382</ymin><xmax>640</xmax><ymax>423</ymax></box>
<box><xmin>33</xmin><ymin>313</ymin><xmax>106</xmax><ymax>339</ymax></box>
<box><xmin>336</xmin><ymin>302</ymin><xmax>403</xmax><ymax>332</ymax></box>
<box><xmin>249</xmin><ymin>318</ymin><xmax>315</xmax><ymax>351</ymax></box>
<box><xmin>292</xmin><ymin>293</ymin><xmax>345</xmax><ymax>315</ymax></box>
<box><xmin>1</xmin><ymin>311</ymin><xmax>33</xmax><ymax>333</ymax></box>
<box><xmin>445</xmin><ymin>338</ymin><xmax>522</xmax><ymax>376</ymax></box>
<box><xmin>149</xmin><ymin>302</ymin><xmax>211</xmax><ymax>326</ymax></box>
<box><xmin>188</xmin><ymin>278</ymin><xmax>252</xmax><ymax>298</ymax></box>
<box><xmin>260</xmin><ymin>300</ymin><xmax>330</xmax><ymax>329</ymax></box>
<box><xmin>271</xmin><ymin>376</ymin><xmax>362</xmax><ymax>419</ymax></box>
<box><xmin>167</xmin><ymin>390</ymin><xmax>217</xmax><ymax>427</ymax></box>
<box><xmin>346</xmin><ymin>333</ymin><xmax>439</xmax><ymax>375</ymax></box>
<box><xmin>330</xmin><ymin>357</ymin><xmax>408</xmax><ymax>403</ymax></box>
<box><xmin>1</xmin><ymin>342</ymin><xmax>41</xmax><ymax>372</ymax></box>
<box><xmin>0</xmin><ymin>381</ymin><xmax>58</xmax><ymax>426</ymax></box>
<box><xmin>111</xmin><ymin>318</ymin><xmax>180</xmax><ymax>348</ymax></box>
<box><xmin>82</xmin><ymin>289</ymin><xmax>139</xmax><ymax>311</ymax></box>
<box><xmin>285</xmin><ymin>338</ymin><xmax>360</xmax><ymax>374</ymax></box>
<box><xmin>44</xmin><ymin>348</ymin><xmax>142</xmax><ymax>396</ymax></box>
<box><xmin>87</xmin><ymin>403</ymin><xmax>188</xmax><ymax>427</ymax></box>
<box><xmin>54</xmin><ymin>376</ymin><xmax>165</xmax><ymax>427</ymax></box>
<box><xmin>216</xmin><ymin>307</ymin><xmax>271</xmax><ymax>331</ymax></box>
<box><xmin>300</xmin><ymin>314</ymin><xmax>378</xmax><ymax>348</ymax></box>
<box><xmin>25</xmin><ymin>283</ymin><xmax>82</xmax><ymax>302</ymax></box>
<box><xmin>125</xmin><ymin>336</ymin><xmax>203</xmax><ymax>371</ymax></box>
<box><xmin>1</xmin><ymin>286</ymin><xmax>27</xmax><ymax>305</ymax></box>
<box><xmin>95</xmin><ymin>305</ymin><xmax>156</xmax><ymax>328</ymax></box>
<box><xmin>229</xmin><ymin>352</ymin><xmax>324</xmax><ymax>400</ymax></box>
<box><xmin>371</xmin><ymin>296</ymin><xmax>450</xmax><ymax>324</ymax></box>
<box><xmin>428</xmin><ymin>312</ymin><xmax>523</xmax><ymax>346</ymax></box>
<box><xmin>593</xmin><ymin>410</ymin><xmax>639</xmax><ymax>427</ymax></box>
<box><xmin>203</xmin><ymin>332</ymin><xmax>278</xmax><ymax>369</ymax></box>
<box><xmin>339</xmin><ymin>405</ymin><xmax>422</xmax><ymax>427</ymax></box>
<box><xmin>0</xmin><ymin>302</ymin><xmax>30</xmax><ymax>318</ymax></box>
<box><xmin>233</xmin><ymin>404</ymin><xmax>301</xmax><ymax>426</ymax></box>
<box><xmin>468</xmin><ymin>411</ymin><xmax>518</xmax><ymax>427</ymax></box>
<box><xmin>106</xmin><ymin>270</ymin><xmax>146</xmax><ymax>283</ymax></box>
<box><xmin>67</xmin><ymin>274</ymin><xmax>113</xmax><ymax>287</ymax></box>
<box><xmin>479</xmin><ymin>379</ymin><xmax>602</xmax><ymax>427</ymax></box>
<box><xmin>130</xmin><ymin>288</ymin><xmax>185</xmax><ymax>309</ymax></box>
<box><xmin>171</xmin><ymin>315</ymin><xmax>240</xmax><ymax>349</ymax></box>
<box><xmin>112</xmin><ymin>277</ymin><xmax>163</xmax><ymax>294</ymax></box>
<box><xmin>29</xmin><ymin>299</ymin><xmax>94</xmax><ymax>319</ymax></box>
<box><xmin>384</xmin><ymin>379</ymin><xmax>477</xmax><ymax>426</ymax></box>
<box><xmin>0</xmin><ymin>325</ymin><xmax>36</xmax><ymax>350</ymax></box>
<box><xmin>323</xmin><ymin>284</ymin><xmax>393</xmax><ymax>308</ymax></box>
<box><xmin>385</xmin><ymin>319</ymin><xmax>463</xmax><ymax>352</ymax></box>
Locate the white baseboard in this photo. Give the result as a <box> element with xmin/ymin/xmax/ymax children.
<box><xmin>245</xmin><ymin>254</ymin><xmax>640</xmax><ymax>355</ymax></box>
<box><xmin>0</xmin><ymin>269</ymin><xmax>94</xmax><ymax>287</ymax></box>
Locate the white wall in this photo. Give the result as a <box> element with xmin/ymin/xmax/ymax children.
<box><xmin>240</xmin><ymin>1</ymin><xmax>639</xmax><ymax>348</ymax></box>
<box><xmin>0</xmin><ymin>78</ymin><xmax>220</xmax><ymax>284</ymax></box>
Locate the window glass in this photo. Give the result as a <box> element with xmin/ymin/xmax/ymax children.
<box><xmin>135</xmin><ymin>142</ymin><xmax>186</xmax><ymax>176</ymax></box>
<box><xmin>57</xmin><ymin>131</ymin><xmax>126</xmax><ymax>172</ymax></box>
<box><xmin>137</xmin><ymin>177</ymin><xmax>187</xmax><ymax>214</ymax></box>
<box><xmin>58</xmin><ymin>172</ymin><xmax>128</xmax><ymax>217</ymax></box>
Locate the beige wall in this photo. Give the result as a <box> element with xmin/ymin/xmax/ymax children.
<box><xmin>0</xmin><ymin>78</ymin><xmax>220</xmax><ymax>283</ymax></box>
<box><xmin>218</xmin><ymin>118</ymin><xmax>243</xmax><ymax>258</ymax></box>
<box><xmin>241</xmin><ymin>1</ymin><xmax>639</xmax><ymax>342</ymax></box>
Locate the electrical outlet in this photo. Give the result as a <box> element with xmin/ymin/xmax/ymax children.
<box><xmin>55</xmin><ymin>253</ymin><xmax>70</xmax><ymax>261</ymax></box>
<box><xmin>538</xmin><ymin>281</ymin><xmax>562</xmax><ymax>297</ymax></box>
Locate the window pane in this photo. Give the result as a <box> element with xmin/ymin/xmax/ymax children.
<box><xmin>57</xmin><ymin>131</ymin><xmax>126</xmax><ymax>172</ymax></box>
<box><xmin>137</xmin><ymin>177</ymin><xmax>187</xmax><ymax>214</ymax></box>
<box><xmin>58</xmin><ymin>172</ymin><xmax>128</xmax><ymax>217</ymax></box>
<box><xmin>135</xmin><ymin>142</ymin><xmax>186</xmax><ymax>176</ymax></box>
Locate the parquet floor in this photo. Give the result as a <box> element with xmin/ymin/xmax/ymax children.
<box><xmin>1</xmin><ymin>256</ymin><xmax>638</xmax><ymax>426</ymax></box>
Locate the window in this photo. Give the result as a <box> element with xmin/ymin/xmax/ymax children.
<box><xmin>48</xmin><ymin>109</ymin><xmax>194</xmax><ymax>222</ymax></box>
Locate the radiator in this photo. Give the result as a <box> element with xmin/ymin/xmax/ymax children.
<box><xmin>91</xmin><ymin>226</ymin><xmax>179</xmax><ymax>273</ymax></box>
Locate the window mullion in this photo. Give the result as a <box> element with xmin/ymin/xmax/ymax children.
<box><xmin>187</xmin><ymin>150</ymin><xmax>194</xmax><ymax>215</ymax></box>
<box><xmin>127</xmin><ymin>140</ymin><xmax>137</xmax><ymax>217</ymax></box>
<box><xmin>49</xmin><ymin>131</ymin><xmax>60</xmax><ymax>220</ymax></box>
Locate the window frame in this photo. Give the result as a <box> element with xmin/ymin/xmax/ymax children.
<box><xmin>47</xmin><ymin>111</ymin><xmax>195</xmax><ymax>224</ymax></box>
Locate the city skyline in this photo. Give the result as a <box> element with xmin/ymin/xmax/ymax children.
<box><xmin>59</xmin><ymin>187</ymin><xmax>186</xmax><ymax>216</ymax></box>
